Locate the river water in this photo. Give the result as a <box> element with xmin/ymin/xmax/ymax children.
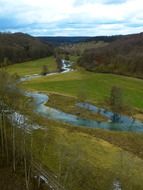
<box><xmin>25</xmin><ymin>60</ymin><xmax>143</xmax><ymax>133</ymax></box>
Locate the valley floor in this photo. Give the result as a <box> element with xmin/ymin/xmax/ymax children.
<box><xmin>21</xmin><ymin>67</ymin><xmax>143</xmax><ymax>117</ymax></box>
<box><xmin>5</xmin><ymin>56</ymin><xmax>143</xmax><ymax>190</ymax></box>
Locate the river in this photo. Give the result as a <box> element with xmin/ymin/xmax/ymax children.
<box><xmin>23</xmin><ymin>60</ymin><xmax>143</xmax><ymax>133</ymax></box>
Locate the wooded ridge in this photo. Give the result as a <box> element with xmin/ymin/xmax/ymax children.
<box><xmin>78</xmin><ymin>32</ymin><xmax>143</xmax><ymax>78</ymax></box>
<box><xmin>0</xmin><ymin>32</ymin><xmax>53</xmax><ymax>66</ymax></box>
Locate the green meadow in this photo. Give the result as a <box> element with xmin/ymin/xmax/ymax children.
<box><xmin>22</xmin><ymin>70</ymin><xmax>143</xmax><ymax>111</ymax></box>
<box><xmin>6</xmin><ymin>56</ymin><xmax>57</xmax><ymax>76</ymax></box>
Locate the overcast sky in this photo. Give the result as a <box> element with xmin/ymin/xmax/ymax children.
<box><xmin>0</xmin><ymin>0</ymin><xmax>143</xmax><ymax>36</ymax></box>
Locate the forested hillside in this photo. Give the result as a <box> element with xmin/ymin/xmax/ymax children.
<box><xmin>38</xmin><ymin>36</ymin><xmax>91</xmax><ymax>45</ymax></box>
<box><xmin>38</xmin><ymin>35</ymin><xmax>122</xmax><ymax>45</ymax></box>
<box><xmin>0</xmin><ymin>32</ymin><xmax>53</xmax><ymax>66</ymax></box>
<box><xmin>78</xmin><ymin>32</ymin><xmax>143</xmax><ymax>78</ymax></box>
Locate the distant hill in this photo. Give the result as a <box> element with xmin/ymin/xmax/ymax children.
<box><xmin>78</xmin><ymin>32</ymin><xmax>143</xmax><ymax>78</ymax></box>
<box><xmin>85</xmin><ymin>35</ymin><xmax>123</xmax><ymax>43</ymax></box>
<box><xmin>0</xmin><ymin>32</ymin><xmax>53</xmax><ymax>66</ymax></box>
<box><xmin>37</xmin><ymin>36</ymin><xmax>92</xmax><ymax>45</ymax></box>
<box><xmin>37</xmin><ymin>35</ymin><xmax>123</xmax><ymax>45</ymax></box>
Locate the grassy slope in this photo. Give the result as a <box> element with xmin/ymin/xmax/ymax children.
<box><xmin>5</xmin><ymin>109</ymin><xmax>143</xmax><ymax>190</ymax></box>
<box><xmin>6</xmin><ymin>56</ymin><xmax>57</xmax><ymax>76</ymax></box>
<box><xmin>22</xmin><ymin>70</ymin><xmax>143</xmax><ymax>111</ymax></box>
<box><xmin>32</xmin><ymin>116</ymin><xmax>143</xmax><ymax>190</ymax></box>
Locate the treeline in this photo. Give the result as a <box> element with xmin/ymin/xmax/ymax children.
<box><xmin>78</xmin><ymin>32</ymin><xmax>143</xmax><ymax>78</ymax></box>
<box><xmin>86</xmin><ymin>35</ymin><xmax>123</xmax><ymax>43</ymax></box>
<box><xmin>0</xmin><ymin>32</ymin><xmax>53</xmax><ymax>66</ymax></box>
<box><xmin>0</xmin><ymin>70</ymin><xmax>31</xmax><ymax>189</ymax></box>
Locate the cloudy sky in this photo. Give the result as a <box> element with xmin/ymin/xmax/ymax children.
<box><xmin>0</xmin><ymin>0</ymin><xmax>143</xmax><ymax>36</ymax></box>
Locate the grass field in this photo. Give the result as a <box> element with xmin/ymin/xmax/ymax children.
<box><xmin>22</xmin><ymin>70</ymin><xmax>143</xmax><ymax>112</ymax></box>
<box><xmin>6</xmin><ymin>56</ymin><xmax>57</xmax><ymax>76</ymax></box>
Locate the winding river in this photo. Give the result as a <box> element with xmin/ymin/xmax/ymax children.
<box><xmin>23</xmin><ymin>60</ymin><xmax>143</xmax><ymax>133</ymax></box>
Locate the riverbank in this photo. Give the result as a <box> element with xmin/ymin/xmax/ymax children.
<box><xmin>21</xmin><ymin>70</ymin><xmax>143</xmax><ymax>120</ymax></box>
<box><xmin>11</xmin><ymin>57</ymin><xmax>141</xmax><ymax>132</ymax></box>
<box><xmin>7</xmin><ymin>56</ymin><xmax>143</xmax><ymax>114</ymax></box>
<box><xmin>46</xmin><ymin>93</ymin><xmax>108</xmax><ymax>122</ymax></box>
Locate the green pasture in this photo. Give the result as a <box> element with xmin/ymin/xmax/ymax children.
<box><xmin>6</xmin><ymin>56</ymin><xmax>57</xmax><ymax>76</ymax></box>
<box><xmin>22</xmin><ymin>70</ymin><xmax>143</xmax><ymax>110</ymax></box>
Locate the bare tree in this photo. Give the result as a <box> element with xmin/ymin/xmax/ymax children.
<box><xmin>110</xmin><ymin>86</ymin><xmax>124</xmax><ymax>113</ymax></box>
